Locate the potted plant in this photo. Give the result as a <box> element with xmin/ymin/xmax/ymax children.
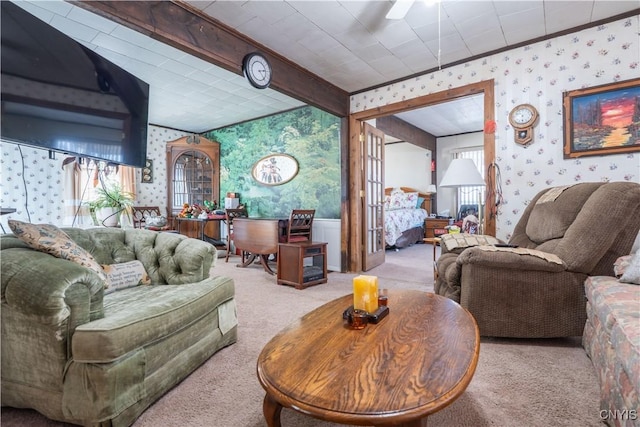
<box><xmin>88</xmin><ymin>183</ymin><xmax>135</xmax><ymax>227</ymax></box>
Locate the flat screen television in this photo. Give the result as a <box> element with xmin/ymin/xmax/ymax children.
<box><xmin>1</xmin><ymin>1</ymin><xmax>149</xmax><ymax>168</ymax></box>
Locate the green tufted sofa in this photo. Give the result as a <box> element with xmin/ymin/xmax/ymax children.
<box><xmin>1</xmin><ymin>227</ymin><xmax>238</xmax><ymax>426</ymax></box>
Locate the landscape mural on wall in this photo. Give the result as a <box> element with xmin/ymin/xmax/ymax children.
<box><xmin>204</xmin><ymin>106</ymin><xmax>341</xmax><ymax>219</ymax></box>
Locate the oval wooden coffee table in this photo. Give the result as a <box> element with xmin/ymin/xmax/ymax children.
<box><xmin>257</xmin><ymin>290</ymin><xmax>480</xmax><ymax>426</ymax></box>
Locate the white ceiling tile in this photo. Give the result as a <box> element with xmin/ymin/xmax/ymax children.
<box><xmin>199</xmin><ymin>1</ymin><xmax>257</xmax><ymax>29</ymax></box>
<box><xmin>544</xmin><ymin>3</ymin><xmax>593</xmax><ymax>33</ymax></box>
<box><xmin>14</xmin><ymin>0</ymin><xmax>72</xmax><ymax>23</ymax></box>
<box><xmin>13</xmin><ymin>0</ymin><xmax>638</xmax><ymax>134</ymax></box>
<box><xmin>592</xmin><ymin>1</ymin><xmax>639</xmax><ymax>19</ymax></box>
<box><xmin>465</xmin><ymin>28</ymin><xmax>508</xmax><ymax>55</ymax></box>
<box><xmin>374</xmin><ymin>20</ymin><xmax>420</xmax><ymax>50</ymax></box>
<box><xmin>239</xmin><ymin>1</ymin><xmax>298</xmax><ymax>25</ymax></box>
<box><xmin>67</xmin><ymin>4</ymin><xmax>118</xmax><ymax>34</ymax></box>
<box><xmin>48</xmin><ymin>14</ymin><xmax>99</xmax><ymax>44</ymax></box>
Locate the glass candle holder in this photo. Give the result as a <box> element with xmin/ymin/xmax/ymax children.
<box><xmin>349</xmin><ymin>309</ymin><xmax>368</xmax><ymax>330</ymax></box>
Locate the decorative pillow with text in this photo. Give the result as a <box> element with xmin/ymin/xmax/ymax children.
<box><xmin>102</xmin><ymin>260</ymin><xmax>151</xmax><ymax>294</ymax></box>
<box><xmin>8</xmin><ymin>220</ymin><xmax>107</xmax><ymax>283</ymax></box>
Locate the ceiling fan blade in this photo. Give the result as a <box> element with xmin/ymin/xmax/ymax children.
<box><xmin>385</xmin><ymin>0</ymin><xmax>415</xmax><ymax>20</ymax></box>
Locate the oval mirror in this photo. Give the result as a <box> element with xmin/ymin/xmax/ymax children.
<box><xmin>251</xmin><ymin>153</ymin><xmax>299</xmax><ymax>186</ymax></box>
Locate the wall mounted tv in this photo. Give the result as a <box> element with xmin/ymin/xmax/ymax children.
<box><xmin>1</xmin><ymin>1</ymin><xmax>149</xmax><ymax>168</ymax></box>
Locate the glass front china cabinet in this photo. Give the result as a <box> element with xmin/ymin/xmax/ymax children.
<box><xmin>166</xmin><ymin>135</ymin><xmax>220</xmax><ymax>240</ymax></box>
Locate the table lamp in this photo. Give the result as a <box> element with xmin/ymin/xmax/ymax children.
<box><xmin>439</xmin><ymin>158</ymin><xmax>485</xmax><ymax>233</ymax></box>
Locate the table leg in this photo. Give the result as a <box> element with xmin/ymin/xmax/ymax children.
<box><xmin>263</xmin><ymin>394</ymin><xmax>283</xmax><ymax>427</ymax></box>
<box><xmin>259</xmin><ymin>254</ymin><xmax>275</xmax><ymax>275</ymax></box>
<box><xmin>237</xmin><ymin>253</ymin><xmax>258</xmax><ymax>268</ymax></box>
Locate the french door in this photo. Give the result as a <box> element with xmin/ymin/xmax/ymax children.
<box><xmin>362</xmin><ymin>123</ymin><xmax>385</xmax><ymax>271</ymax></box>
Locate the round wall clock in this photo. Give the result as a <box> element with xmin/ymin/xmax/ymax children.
<box><xmin>242</xmin><ymin>53</ymin><xmax>272</xmax><ymax>89</ymax></box>
<box><xmin>508</xmin><ymin>104</ymin><xmax>539</xmax><ymax>145</ymax></box>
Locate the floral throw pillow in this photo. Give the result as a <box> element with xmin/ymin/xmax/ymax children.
<box><xmin>102</xmin><ymin>260</ymin><xmax>151</xmax><ymax>294</ymax></box>
<box><xmin>8</xmin><ymin>220</ymin><xmax>107</xmax><ymax>283</ymax></box>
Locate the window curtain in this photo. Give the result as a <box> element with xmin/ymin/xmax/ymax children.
<box><xmin>118</xmin><ymin>165</ymin><xmax>137</xmax><ymax>228</ymax></box>
<box><xmin>62</xmin><ymin>157</ymin><xmax>93</xmax><ymax>227</ymax></box>
<box><xmin>66</xmin><ymin>160</ymin><xmax>138</xmax><ymax>228</ymax></box>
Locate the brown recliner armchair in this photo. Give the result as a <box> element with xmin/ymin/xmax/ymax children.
<box><xmin>435</xmin><ymin>181</ymin><xmax>640</xmax><ymax>338</ymax></box>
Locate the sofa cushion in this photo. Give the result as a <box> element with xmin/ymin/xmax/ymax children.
<box><xmin>8</xmin><ymin>220</ymin><xmax>107</xmax><ymax>283</ymax></box>
<box><xmin>102</xmin><ymin>261</ymin><xmax>151</xmax><ymax>294</ymax></box>
<box><xmin>71</xmin><ymin>276</ymin><xmax>236</xmax><ymax>363</ymax></box>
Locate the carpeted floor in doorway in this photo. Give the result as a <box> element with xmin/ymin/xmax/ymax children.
<box><xmin>1</xmin><ymin>243</ymin><xmax>601</xmax><ymax>427</ymax></box>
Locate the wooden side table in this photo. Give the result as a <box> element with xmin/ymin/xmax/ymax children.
<box><xmin>277</xmin><ymin>241</ymin><xmax>327</xmax><ymax>289</ymax></box>
<box><xmin>424</xmin><ymin>218</ymin><xmax>450</xmax><ymax>238</ymax></box>
<box><xmin>423</xmin><ymin>237</ymin><xmax>441</xmax><ymax>279</ymax></box>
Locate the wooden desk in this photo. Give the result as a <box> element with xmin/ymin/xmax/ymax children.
<box><xmin>175</xmin><ymin>215</ymin><xmax>226</xmax><ymax>246</ymax></box>
<box><xmin>233</xmin><ymin>218</ymin><xmax>287</xmax><ymax>275</ymax></box>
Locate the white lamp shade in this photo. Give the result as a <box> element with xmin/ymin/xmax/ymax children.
<box><xmin>439</xmin><ymin>158</ymin><xmax>485</xmax><ymax>187</ymax></box>
<box><xmin>426</xmin><ymin>185</ymin><xmax>437</xmax><ymax>193</ymax></box>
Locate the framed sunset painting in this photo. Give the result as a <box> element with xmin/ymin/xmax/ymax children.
<box><xmin>563</xmin><ymin>78</ymin><xmax>640</xmax><ymax>158</ymax></box>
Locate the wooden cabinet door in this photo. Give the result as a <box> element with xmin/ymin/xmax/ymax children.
<box><xmin>167</xmin><ymin>135</ymin><xmax>220</xmax><ymax>239</ymax></box>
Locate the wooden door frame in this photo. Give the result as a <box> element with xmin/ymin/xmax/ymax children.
<box><xmin>346</xmin><ymin>80</ymin><xmax>495</xmax><ymax>272</ymax></box>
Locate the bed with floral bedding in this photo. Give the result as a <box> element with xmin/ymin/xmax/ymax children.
<box><xmin>384</xmin><ymin>187</ymin><xmax>430</xmax><ymax>248</ymax></box>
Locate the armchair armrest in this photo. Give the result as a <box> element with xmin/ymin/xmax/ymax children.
<box><xmin>440</xmin><ymin>233</ymin><xmax>502</xmax><ymax>255</ymax></box>
<box><xmin>457</xmin><ymin>245</ymin><xmax>567</xmax><ymax>272</ymax></box>
<box><xmin>1</xmin><ymin>248</ymin><xmax>105</xmax><ymax>329</ymax></box>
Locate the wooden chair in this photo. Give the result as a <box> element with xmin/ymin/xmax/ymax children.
<box><xmin>286</xmin><ymin>209</ymin><xmax>315</xmax><ymax>243</ymax></box>
<box><xmin>224</xmin><ymin>208</ymin><xmax>248</xmax><ymax>262</ymax></box>
<box><xmin>131</xmin><ymin>206</ymin><xmax>174</xmax><ymax>231</ymax></box>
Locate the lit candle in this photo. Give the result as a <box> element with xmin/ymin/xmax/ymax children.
<box><xmin>353</xmin><ymin>275</ymin><xmax>379</xmax><ymax>313</ymax></box>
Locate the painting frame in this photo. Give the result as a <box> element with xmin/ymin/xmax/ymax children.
<box><xmin>251</xmin><ymin>153</ymin><xmax>299</xmax><ymax>186</ymax></box>
<box><xmin>563</xmin><ymin>78</ymin><xmax>640</xmax><ymax>159</ymax></box>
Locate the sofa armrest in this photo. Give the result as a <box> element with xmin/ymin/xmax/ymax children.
<box><xmin>457</xmin><ymin>246</ymin><xmax>567</xmax><ymax>272</ymax></box>
<box><xmin>154</xmin><ymin>233</ymin><xmax>216</xmax><ymax>284</ymax></box>
<box><xmin>1</xmin><ymin>248</ymin><xmax>105</xmax><ymax>328</ymax></box>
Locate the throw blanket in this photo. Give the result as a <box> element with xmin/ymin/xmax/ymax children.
<box><xmin>536</xmin><ymin>185</ymin><xmax>576</xmax><ymax>205</ymax></box>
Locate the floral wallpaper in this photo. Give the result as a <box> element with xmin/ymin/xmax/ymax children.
<box><xmin>351</xmin><ymin>15</ymin><xmax>640</xmax><ymax>241</ymax></box>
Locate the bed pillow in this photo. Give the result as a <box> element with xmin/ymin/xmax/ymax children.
<box><xmin>102</xmin><ymin>260</ymin><xmax>151</xmax><ymax>294</ymax></box>
<box><xmin>388</xmin><ymin>191</ymin><xmax>418</xmax><ymax>210</ymax></box>
<box><xmin>416</xmin><ymin>197</ymin><xmax>425</xmax><ymax>209</ymax></box>
<box><xmin>8</xmin><ymin>219</ymin><xmax>107</xmax><ymax>283</ymax></box>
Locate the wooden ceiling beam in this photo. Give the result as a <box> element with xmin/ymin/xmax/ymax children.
<box><xmin>73</xmin><ymin>0</ymin><xmax>349</xmax><ymax>118</ymax></box>
<box><xmin>376</xmin><ymin>115</ymin><xmax>436</xmax><ymax>151</ymax></box>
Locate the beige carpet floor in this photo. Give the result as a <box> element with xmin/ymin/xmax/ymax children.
<box><xmin>1</xmin><ymin>243</ymin><xmax>602</xmax><ymax>426</ymax></box>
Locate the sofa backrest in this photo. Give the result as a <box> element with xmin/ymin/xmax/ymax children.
<box><xmin>509</xmin><ymin>181</ymin><xmax>640</xmax><ymax>275</ymax></box>
<box><xmin>62</xmin><ymin>228</ymin><xmax>216</xmax><ymax>285</ymax></box>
